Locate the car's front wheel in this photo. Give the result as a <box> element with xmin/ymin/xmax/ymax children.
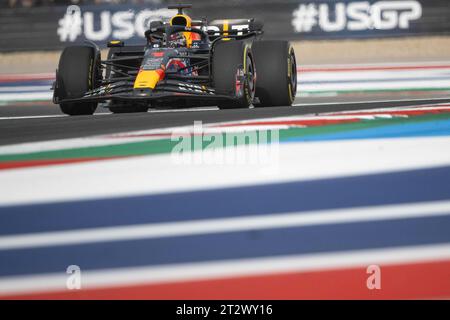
<box><xmin>56</xmin><ymin>45</ymin><xmax>100</xmax><ymax>115</ymax></box>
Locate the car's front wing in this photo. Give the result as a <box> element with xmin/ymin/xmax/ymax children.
<box><xmin>54</xmin><ymin>79</ymin><xmax>236</xmax><ymax>104</ymax></box>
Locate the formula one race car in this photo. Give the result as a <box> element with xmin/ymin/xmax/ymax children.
<box><xmin>53</xmin><ymin>4</ymin><xmax>297</xmax><ymax>115</ymax></box>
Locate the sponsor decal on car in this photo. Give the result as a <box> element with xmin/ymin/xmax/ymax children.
<box><xmin>178</xmin><ymin>83</ymin><xmax>214</xmax><ymax>95</ymax></box>
<box><xmin>235</xmin><ymin>67</ymin><xmax>245</xmax><ymax>98</ymax></box>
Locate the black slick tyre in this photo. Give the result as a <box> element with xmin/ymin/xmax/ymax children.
<box><xmin>57</xmin><ymin>45</ymin><xmax>99</xmax><ymax>115</ymax></box>
<box><xmin>252</xmin><ymin>40</ymin><xmax>297</xmax><ymax>107</ymax></box>
<box><xmin>212</xmin><ymin>41</ymin><xmax>256</xmax><ymax>109</ymax></box>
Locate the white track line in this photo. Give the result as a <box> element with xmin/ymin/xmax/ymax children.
<box><xmin>0</xmin><ymin>113</ymin><xmax>114</xmax><ymax>120</ymax></box>
<box><xmin>0</xmin><ymin>115</ymin><xmax>67</xmax><ymax>120</ymax></box>
<box><xmin>300</xmin><ymin>71</ymin><xmax>450</xmax><ymax>82</ymax></box>
<box><xmin>293</xmin><ymin>97</ymin><xmax>450</xmax><ymax>107</ymax></box>
<box><xmin>0</xmin><ymin>86</ymin><xmax>51</xmax><ymax>92</ymax></box>
<box><xmin>299</xmin><ymin>80</ymin><xmax>450</xmax><ymax>92</ymax></box>
<box><xmin>0</xmin><ymin>101</ymin><xmax>446</xmax><ymax>121</ymax></box>
<box><xmin>0</xmin><ymin>200</ymin><xmax>449</xmax><ymax>251</ymax></box>
<box><xmin>0</xmin><ymin>243</ymin><xmax>449</xmax><ymax>296</ymax></box>
<box><xmin>0</xmin><ymin>108</ymin><xmax>216</xmax><ymax>120</ymax></box>
<box><xmin>149</xmin><ymin>107</ymin><xmax>218</xmax><ymax>113</ymax></box>
<box><xmin>299</xmin><ymin>61</ymin><xmax>450</xmax><ymax>68</ymax></box>
<box><xmin>0</xmin><ymin>92</ymin><xmax>52</xmax><ymax>101</ymax></box>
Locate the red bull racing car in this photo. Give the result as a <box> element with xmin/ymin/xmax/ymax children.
<box><xmin>52</xmin><ymin>4</ymin><xmax>297</xmax><ymax>115</ymax></box>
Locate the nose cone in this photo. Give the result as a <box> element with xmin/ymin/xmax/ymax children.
<box><xmin>134</xmin><ymin>69</ymin><xmax>164</xmax><ymax>90</ymax></box>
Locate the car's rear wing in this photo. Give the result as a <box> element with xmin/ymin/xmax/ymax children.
<box><xmin>207</xmin><ymin>19</ymin><xmax>263</xmax><ymax>39</ymax></box>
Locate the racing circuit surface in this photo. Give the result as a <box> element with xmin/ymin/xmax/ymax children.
<box><xmin>0</xmin><ymin>62</ymin><xmax>450</xmax><ymax>299</ymax></box>
<box><xmin>2</xmin><ymin>94</ymin><xmax>450</xmax><ymax>145</ymax></box>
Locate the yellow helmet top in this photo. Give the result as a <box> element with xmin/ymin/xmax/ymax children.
<box><xmin>169</xmin><ymin>14</ymin><xmax>197</xmax><ymax>47</ymax></box>
<box><xmin>170</xmin><ymin>14</ymin><xmax>192</xmax><ymax>28</ymax></box>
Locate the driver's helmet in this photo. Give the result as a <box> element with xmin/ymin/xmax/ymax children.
<box><xmin>169</xmin><ymin>14</ymin><xmax>201</xmax><ymax>48</ymax></box>
<box><xmin>168</xmin><ymin>32</ymin><xmax>187</xmax><ymax>48</ymax></box>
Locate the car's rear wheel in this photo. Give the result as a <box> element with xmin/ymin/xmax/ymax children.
<box><xmin>212</xmin><ymin>41</ymin><xmax>256</xmax><ymax>109</ymax></box>
<box><xmin>252</xmin><ymin>40</ymin><xmax>297</xmax><ymax>107</ymax></box>
<box><xmin>56</xmin><ymin>46</ymin><xmax>99</xmax><ymax>115</ymax></box>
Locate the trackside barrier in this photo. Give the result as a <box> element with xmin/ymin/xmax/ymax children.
<box><xmin>0</xmin><ymin>0</ymin><xmax>449</xmax><ymax>52</ymax></box>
